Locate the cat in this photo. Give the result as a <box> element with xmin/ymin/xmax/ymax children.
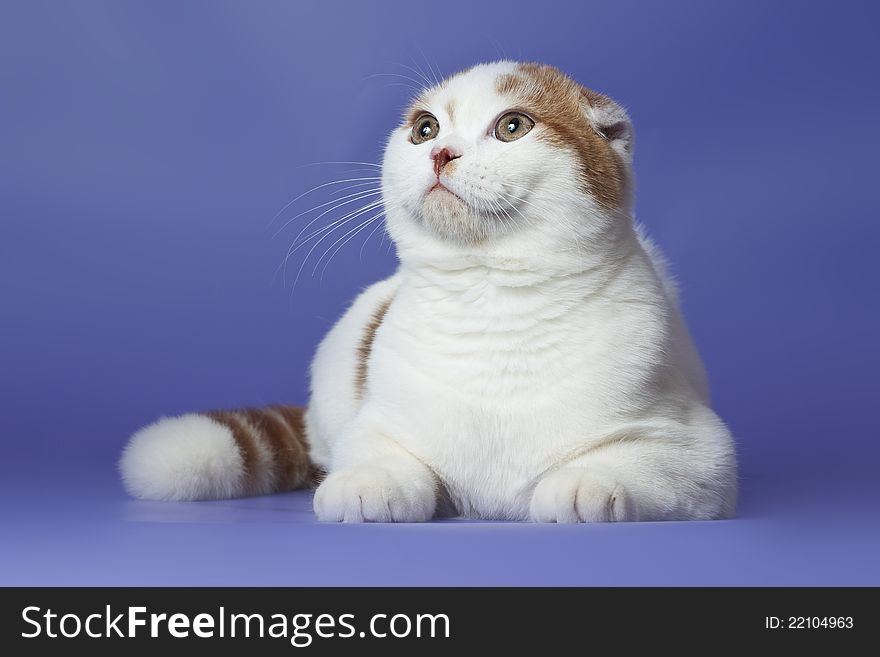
<box><xmin>120</xmin><ymin>62</ymin><xmax>736</xmax><ymax>522</ymax></box>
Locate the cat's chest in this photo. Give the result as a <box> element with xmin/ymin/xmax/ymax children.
<box><xmin>374</xmin><ymin>303</ymin><xmax>602</xmax><ymax>401</ymax></box>
<box><xmin>368</xmin><ymin>340</ymin><xmax>604</xmax><ymax>506</ymax></box>
<box><xmin>362</xmin><ymin>295</ymin><xmax>634</xmax><ymax>513</ymax></box>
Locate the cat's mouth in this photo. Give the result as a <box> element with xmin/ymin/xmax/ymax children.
<box><xmin>428</xmin><ymin>182</ymin><xmax>465</xmax><ymax>203</ymax></box>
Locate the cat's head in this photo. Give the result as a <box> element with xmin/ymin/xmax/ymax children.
<box><xmin>382</xmin><ymin>62</ymin><xmax>634</xmax><ymax>264</ymax></box>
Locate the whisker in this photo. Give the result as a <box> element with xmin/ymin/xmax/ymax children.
<box><xmin>490</xmin><ymin>38</ymin><xmax>508</xmax><ymax>61</ymax></box>
<box><xmin>288</xmin><ymin>195</ymin><xmax>386</xmax><ymax>253</ymax></box>
<box><xmin>290</xmin><ymin>198</ymin><xmax>385</xmax><ymax>255</ymax></box>
<box><xmin>315</xmin><ymin>212</ymin><xmax>386</xmax><ymax>283</ymax></box>
<box><xmin>381</xmin><ymin>82</ymin><xmax>425</xmax><ymax>93</ymax></box>
<box><xmin>499</xmin><ymin>190</ymin><xmax>542</xmax><ymax>226</ymax></box>
<box><xmin>294</xmin><ymin>161</ymin><xmax>381</xmax><ymax>169</ymax></box>
<box><xmin>364</xmin><ymin>72</ymin><xmax>424</xmax><ymax>92</ymax></box>
<box><xmin>359</xmin><ymin>216</ymin><xmax>386</xmax><ymax>262</ymax></box>
<box><xmin>415</xmin><ymin>48</ymin><xmax>441</xmax><ymax>86</ymax></box>
<box><xmin>499</xmin><ymin>196</ymin><xmax>528</xmax><ymax>225</ymax></box>
<box><xmin>487</xmin><ymin>195</ymin><xmax>515</xmax><ymax>225</ymax></box>
<box><xmin>272</xmin><ymin>187</ymin><xmax>382</xmax><ymax>238</ymax></box>
<box><xmin>320</xmin><ymin>214</ymin><xmax>385</xmax><ymax>284</ymax></box>
<box><xmin>278</xmin><ymin>199</ymin><xmax>386</xmax><ymax>286</ymax></box>
<box><xmin>294</xmin><ymin>210</ymin><xmax>385</xmax><ymax>290</ymax></box>
<box><xmin>267</xmin><ymin>176</ymin><xmax>382</xmax><ymax>230</ymax></box>
<box><xmin>398</xmin><ymin>61</ymin><xmax>434</xmax><ymax>89</ymax></box>
<box><xmin>326</xmin><ymin>180</ymin><xmax>382</xmax><ymax>198</ymax></box>
<box><xmin>500</xmin><ymin>187</ymin><xmax>540</xmax><ymax>210</ymax></box>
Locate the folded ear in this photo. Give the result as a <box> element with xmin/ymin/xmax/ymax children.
<box><xmin>580</xmin><ymin>89</ymin><xmax>634</xmax><ymax>164</ymax></box>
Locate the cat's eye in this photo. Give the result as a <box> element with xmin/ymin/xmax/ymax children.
<box><xmin>493</xmin><ymin>111</ymin><xmax>535</xmax><ymax>142</ymax></box>
<box><xmin>411</xmin><ymin>114</ymin><xmax>440</xmax><ymax>144</ymax></box>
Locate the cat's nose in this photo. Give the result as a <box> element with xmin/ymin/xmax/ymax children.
<box><xmin>430</xmin><ymin>146</ymin><xmax>461</xmax><ymax>176</ymax></box>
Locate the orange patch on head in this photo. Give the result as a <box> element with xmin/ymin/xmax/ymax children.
<box><xmin>496</xmin><ymin>63</ymin><xmax>630</xmax><ymax>210</ymax></box>
<box><xmin>445</xmin><ymin>99</ymin><xmax>455</xmax><ymax>123</ymax></box>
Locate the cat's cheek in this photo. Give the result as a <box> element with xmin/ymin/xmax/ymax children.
<box><xmin>385</xmin><ymin>168</ymin><xmax>433</xmax><ymax>213</ymax></box>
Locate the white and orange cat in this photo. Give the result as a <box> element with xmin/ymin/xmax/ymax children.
<box><xmin>120</xmin><ymin>62</ymin><xmax>736</xmax><ymax>522</ymax></box>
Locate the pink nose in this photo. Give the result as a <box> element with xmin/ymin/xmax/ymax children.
<box><xmin>430</xmin><ymin>146</ymin><xmax>461</xmax><ymax>176</ymax></box>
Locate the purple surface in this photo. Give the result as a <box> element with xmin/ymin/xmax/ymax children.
<box><xmin>3</xmin><ymin>466</ymin><xmax>880</xmax><ymax>586</ymax></box>
<box><xmin>2</xmin><ymin>0</ymin><xmax>879</xmax><ymax>585</ymax></box>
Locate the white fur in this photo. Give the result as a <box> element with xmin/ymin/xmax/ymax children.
<box><xmin>307</xmin><ymin>62</ymin><xmax>736</xmax><ymax>522</ymax></box>
<box><xmin>120</xmin><ymin>414</ymin><xmax>245</xmax><ymax>501</ymax></box>
<box><xmin>118</xmin><ymin>63</ymin><xmax>735</xmax><ymax>521</ymax></box>
<box><xmin>305</xmin><ymin>274</ymin><xmax>401</xmax><ymax>471</ymax></box>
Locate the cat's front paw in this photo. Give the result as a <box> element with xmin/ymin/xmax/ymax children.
<box><xmin>529</xmin><ymin>467</ymin><xmax>636</xmax><ymax>523</ymax></box>
<box><xmin>313</xmin><ymin>466</ymin><xmax>435</xmax><ymax>522</ymax></box>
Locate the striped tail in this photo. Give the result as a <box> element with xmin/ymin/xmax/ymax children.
<box><xmin>119</xmin><ymin>405</ymin><xmax>320</xmax><ymax>501</ymax></box>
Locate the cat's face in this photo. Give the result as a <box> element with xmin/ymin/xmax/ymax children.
<box><xmin>382</xmin><ymin>62</ymin><xmax>634</xmax><ymax>262</ymax></box>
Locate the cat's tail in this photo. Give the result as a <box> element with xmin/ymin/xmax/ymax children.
<box><xmin>119</xmin><ymin>405</ymin><xmax>320</xmax><ymax>501</ymax></box>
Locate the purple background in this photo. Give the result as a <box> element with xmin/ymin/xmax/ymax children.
<box><xmin>2</xmin><ymin>0</ymin><xmax>879</xmax><ymax>585</ymax></box>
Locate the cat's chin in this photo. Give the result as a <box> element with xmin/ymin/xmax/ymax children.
<box><xmin>419</xmin><ymin>188</ymin><xmax>489</xmax><ymax>243</ymax></box>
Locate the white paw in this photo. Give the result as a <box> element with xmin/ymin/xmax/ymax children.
<box><xmin>529</xmin><ymin>467</ymin><xmax>636</xmax><ymax>523</ymax></box>
<box><xmin>313</xmin><ymin>466</ymin><xmax>435</xmax><ymax>522</ymax></box>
